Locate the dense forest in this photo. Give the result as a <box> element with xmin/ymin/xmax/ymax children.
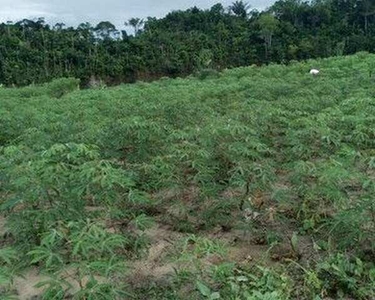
<box><xmin>1</xmin><ymin>0</ymin><xmax>375</xmax><ymax>86</ymax></box>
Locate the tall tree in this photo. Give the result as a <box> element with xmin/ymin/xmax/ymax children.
<box><xmin>258</xmin><ymin>14</ymin><xmax>280</xmax><ymax>59</ymax></box>
<box><xmin>358</xmin><ymin>0</ymin><xmax>375</xmax><ymax>34</ymax></box>
<box><xmin>0</xmin><ymin>1</ymin><xmax>374</xmax><ymax>87</ymax></box>
<box><xmin>126</xmin><ymin>18</ymin><xmax>144</xmax><ymax>36</ymax></box>
<box><xmin>95</xmin><ymin>21</ymin><xmax>117</xmax><ymax>40</ymax></box>
<box><xmin>230</xmin><ymin>1</ymin><xmax>251</xmax><ymax>18</ymax></box>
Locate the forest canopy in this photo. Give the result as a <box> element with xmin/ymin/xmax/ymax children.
<box><xmin>0</xmin><ymin>0</ymin><xmax>374</xmax><ymax>86</ymax></box>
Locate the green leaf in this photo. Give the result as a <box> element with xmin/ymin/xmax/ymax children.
<box><xmin>196</xmin><ymin>280</ymin><xmax>211</xmax><ymax>297</ymax></box>
<box><xmin>210</xmin><ymin>292</ymin><xmax>221</xmax><ymax>299</ymax></box>
<box><xmin>291</xmin><ymin>232</ymin><xmax>299</xmax><ymax>253</ymax></box>
<box><xmin>0</xmin><ymin>247</ymin><xmax>18</xmax><ymax>265</ymax></box>
<box><xmin>0</xmin><ymin>196</ymin><xmax>22</xmax><ymax>211</ymax></box>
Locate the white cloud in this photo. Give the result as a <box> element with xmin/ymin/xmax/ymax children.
<box><xmin>0</xmin><ymin>0</ymin><xmax>56</xmax><ymax>22</ymax></box>
<box><xmin>0</xmin><ymin>0</ymin><xmax>275</xmax><ymax>28</ymax></box>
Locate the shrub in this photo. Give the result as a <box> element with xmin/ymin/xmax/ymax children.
<box><xmin>45</xmin><ymin>77</ymin><xmax>80</xmax><ymax>98</ymax></box>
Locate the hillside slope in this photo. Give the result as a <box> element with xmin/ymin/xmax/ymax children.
<box><xmin>1</xmin><ymin>53</ymin><xmax>375</xmax><ymax>299</ymax></box>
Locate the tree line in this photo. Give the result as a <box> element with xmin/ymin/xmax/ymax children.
<box><xmin>0</xmin><ymin>0</ymin><xmax>374</xmax><ymax>86</ymax></box>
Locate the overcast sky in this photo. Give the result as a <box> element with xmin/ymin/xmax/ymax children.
<box><xmin>0</xmin><ymin>0</ymin><xmax>275</xmax><ymax>29</ymax></box>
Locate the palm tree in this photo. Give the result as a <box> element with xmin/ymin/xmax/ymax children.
<box><xmin>94</xmin><ymin>21</ymin><xmax>117</xmax><ymax>40</ymax></box>
<box><xmin>53</xmin><ymin>23</ymin><xmax>66</xmax><ymax>31</ymax></box>
<box><xmin>125</xmin><ymin>18</ymin><xmax>144</xmax><ymax>36</ymax></box>
<box><xmin>230</xmin><ymin>1</ymin><xmax>251</xmax><ymax>18</ymax></box>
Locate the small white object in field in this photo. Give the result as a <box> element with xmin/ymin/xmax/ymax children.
<box><xmin>309</xmin><ymin>69</ymin><xmax>320</xmax><ymax>75</ymax></box>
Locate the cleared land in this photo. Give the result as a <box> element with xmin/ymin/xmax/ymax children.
<box><xmin>1</xmin><ymin>53</ymin><xmax>375</xmax><ymax>299</ymax></box>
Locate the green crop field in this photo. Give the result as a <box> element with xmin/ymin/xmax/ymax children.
<box><xmin>1</xmin><ymin>53</ymin><xmax>375</xmax><ymax>299</ymax></box>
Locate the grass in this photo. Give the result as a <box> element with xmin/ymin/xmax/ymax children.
<box><xmin>1</xmin><ymin>52</ymin><xmax>375</xmax><ymax>299</ymax></box>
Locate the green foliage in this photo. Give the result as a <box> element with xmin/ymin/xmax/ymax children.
<box><xmin>190</xmin><ymin>264</ymin><xmax>291</xmax><ymax>300</ymax></box>
<box><xmin>1</xmin><ymin>142</ymin><xmax>138</xmax><ymax>250</ymax></box>
<box><xmin>45</xmin><ymin>78</ymin><xmax>80</xmax><ymax>98</ymax></box>
<box><xmin>317</xmin><ymin>254</ymin><xmax>375</xmax><ymax>299</ymax></box>
<box><xmin>1</xmin><ymin>54</ymin><xmax>375</xmax><ymax>299</ymax></box>
<box><xmin>0</xmin><ymin>1</ymin><xmax>375</xmax><ymax>86</ymax></box>
<box><xmin>0</xmin><ymin>247</ymin><xmax>19</xmax><ymax>299</ymax></box>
